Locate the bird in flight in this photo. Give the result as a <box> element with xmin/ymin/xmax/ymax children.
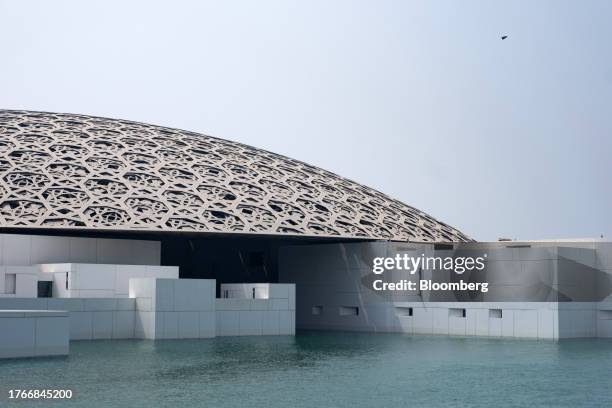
<box><xmin>501</xmin><ymin>35</ymin><xmax>508</xmax><ymax>40</ymax></box>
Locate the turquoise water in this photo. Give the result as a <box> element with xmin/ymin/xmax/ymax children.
<box><xmin>1</xmin><ymin>332</ymin><xmax>612</xmax><ymax>407</ymax></box>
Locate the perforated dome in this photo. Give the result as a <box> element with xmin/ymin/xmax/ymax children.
<box><xmin>0</xmin><ymin>110</ymin><xmax>471</xmax><ymax>242</ymax></box>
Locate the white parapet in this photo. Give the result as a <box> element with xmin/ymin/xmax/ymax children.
<box><xmin>38</xmin><ymin>263</ymin><xmax>179</xmax><ymax>298</ymax></box>
<box><xmin>129</xmin><ymin>279</ymin><xmax>296</xmax><ymax>339</ymax></box>
<box><xmin>216</xmin><ymin>283</ymin><xmax>295</xmax><ymax>336</ymax></box>
<box><xmin>0</xmin><ymin>297</ymin><xmax>138</xmax><ymax>340</ymax></box>
<box><xmin>49</xmin><ymin>298</ymin><xmax>137</xmax><ymax>340</ymax></box>
<box><xmin>0</xmin><ymin>310</ymin><xmax>69</xmax><ymax>358</ymax></box>
<box><xmin>0</xmin><ymin>279</ymin><xmax>297</xmax><ymax>349</ymax></box>
<box><xmin>220</xmin><ymin>283</ymin><xmax>271</xmax><ymax>299</ymax></box>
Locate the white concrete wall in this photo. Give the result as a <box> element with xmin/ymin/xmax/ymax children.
<box><xmin>0</xmin><ymin>279</ymin><xmax>297</xmax><ymax>350</ymax></box>
<box><xmin>129</xmin><ymin>280</ymin><xmax>295</xmax><ymax>339</ymax></box>
<box><xmin>216</xmin><ymin>284</ymin><xmax>295</xmax><ymax>336</ymax></box>
<box><xmin>280</xmin><ymin>241</ymin><xmax>397</xmax><ymax>333</ymax></box>
<box><xmin>0</xmin><ymin>310</ymin><xmax>69</xmax><ymax>358</ymax></box>
<box><xmin>55</xmin><ymin>298</ymin><xmax>137</xmax><ymax>340</ymax></box>
<box><xmin>388</xmin><ymin>302</ymin><xmax>563</xmax><ymax>339</ymax></box>
<box><xmin>130</xmin><ymin>278</ymin><xmax>216</xmax><ymax>339</ymax></box>
<box><xmin>0</xmin><ymin>297</ymin><xmax>137</xmax><ymax>340</ymax></box>
<box><xmin>0</xmin><ymin>234</ymin><xmax>161</xmax><ymax>266</ymax></box>
<box><xmin>279</xmin><ymin>241</ymin><xmax>612</xmax><ymax>339</ymax></box>
<box><xmin>0</xmin><ymin>266</ymin><xmax>38</xmax><ymax>298</ymax></box>
<box><xmin>291</xmin><ymin>297</ymin><xmax>602</xmax><ymax>340</ymax></box>
<box><xmin>38</xmin><ymin>263</ymin><xmax>178</xmax><ymax>298</ymax></box>
<box><xmin>557</xmin><ymin>302</ymin><xmax>598</xmax><ymax>338</ymax></box>
<box><xmin>597</xmin><ymin>301</ymin><xmax>612</xmax><ymax>337</ymax></box>
<box><xmin>220</xmin><ymin>283</ymin><xmax>270</xmax><ymax>299</ymax></box>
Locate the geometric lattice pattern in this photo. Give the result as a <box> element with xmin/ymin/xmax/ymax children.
<box><xmin>0</xmin><ymin>110</ymin><xmax>471</xmax><ymax>242</ymax></box>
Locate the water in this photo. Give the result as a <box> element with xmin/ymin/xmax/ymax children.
<box><xmin>1</xmin><ymin>332</ymin><xmax>612</xmax><ymax>407</ymax></box>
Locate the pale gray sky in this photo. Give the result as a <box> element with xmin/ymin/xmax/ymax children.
<box><xmin>1</xmin><ymin>0</ymin><xmax>610</xmax><ymax>241</ymax></box>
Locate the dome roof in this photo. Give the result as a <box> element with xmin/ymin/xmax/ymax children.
<box><xmin>0</xmin><ymin>110</ymin><xmax>471</xmax><ymax>242</ymax></box>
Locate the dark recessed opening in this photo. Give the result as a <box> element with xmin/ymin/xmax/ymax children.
<box><xmin>37</xmin><ymin>281</ymin><xmax>53</xmax><ymax>298</ymax></box>
<box><xmin>449</xmin><ymin>308</ymin><xmax>466</xmax><ymax>318</ymax></box>
<box><xmin>248</xmin><ymin>252</ymin><xmax>265</xmax><ymax>267</ymax></box>
<box><xmin>339</xmin><ymin>306</ymin><xmax>359</xmax><ymax>316</ymax></box>
<box><xmin>395</xmin><ymin>306</ymin><xmax>413</xmax><ymax>317</ymax></box>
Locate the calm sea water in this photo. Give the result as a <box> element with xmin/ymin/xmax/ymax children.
<box><xmin>1</xmin><ymin>332</ymin><xmax>611</xmax><ymax>407</ymax></box>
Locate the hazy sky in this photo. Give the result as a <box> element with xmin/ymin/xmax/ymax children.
<box><xmin>1</xmin><ymin>0</ymin><xmax>610</xmax><ymax>241</ymax></box>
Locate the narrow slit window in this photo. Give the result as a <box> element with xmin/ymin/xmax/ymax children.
<box><xmin>4</xmin><ymin>273</ymin><xmax>16</xmax><ymax>294</ymax></box>
<box><xmin>395</xmin><ymin>307</ymin><xmax>413</xmax><ymax>317</ymax></box>
<box><xmin>339</xmin><ymin>306</ymin><xmax>359</xmax><ymax>316</ymax></box>
<box><xmin>449</xmin><ymin>308</ymin><xmax>466</xmax><ymax>318</ymax></box>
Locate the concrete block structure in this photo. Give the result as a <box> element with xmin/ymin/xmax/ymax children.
<box><xmin>0</xmin><ymin>297</ymin><xmax>137</xmax><ymax>340</ymax></box>
<box><xmin>0</xmin><ymin>266</ymin><xmax>37</xmax><ymax>297</ymax></box>
<box><xmin>0</xmin><ymin>279</ymin><xmax>295</xmax><ymax>343</ymax></box>
<box><xmin>279</xmin><ymin>240</ymin><xmax>612</xmax><ymax>340</ymax></box>
<box><xmin>38</xmin><ymin>263</ymin><xmax>178</xmax><ymax>298</ymax></box>
<box><xmin>216</xmin><ymin>283</ymin><xmax>295</xmax><ymax>336</ymax></box>
<box><xmin>0</xmin><ymin>310</ymin><xmax>68</xmax><ymax>358</ymax></box>
<box><xmin>130</xmin><ymin>278</ymin><xmax>216</xmax><ymax>339</ymax></box>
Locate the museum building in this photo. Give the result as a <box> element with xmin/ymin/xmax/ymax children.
<box><xmin>0</xmin><ymin>110</ymin><xmax>611</xmax><ymax>359</ymax></box>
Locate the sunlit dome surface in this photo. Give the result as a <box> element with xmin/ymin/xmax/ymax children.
<box><xmin>0</xmin><ymin>110</ymin><xmax>471</xmax><ymax>242</ymax></box>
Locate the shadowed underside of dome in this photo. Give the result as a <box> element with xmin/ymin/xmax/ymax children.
<box><xmin>0</xmin><ymin>110</ymin><xmax>472</xmax><ymax>242</ymax></box>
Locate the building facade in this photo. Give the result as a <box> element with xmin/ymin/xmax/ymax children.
<box><xmin>0</xmin><ymin>110</ymin><xmax>609</xmax><ymax>358</ymax></box>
